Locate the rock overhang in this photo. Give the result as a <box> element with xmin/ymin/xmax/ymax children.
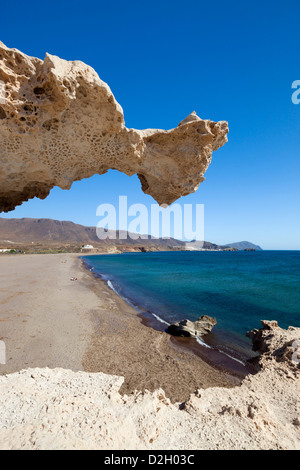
<box><xmin>0</xmin><ymin>42</ymin><xmax>229</xmax><ymax>212</ymax></box>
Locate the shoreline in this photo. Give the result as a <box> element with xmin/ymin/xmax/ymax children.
<box><xmin>0</xmin><ymin>252</ymin><xmax>250</xmax><ymax>403</ymax></box>
<box><xmin>80</xmin><ymin>256</ymin><xmax>244</xmax><ymax>402</ymax></box>
<box><xmin>81</xmin><ymin>254</ymin><xmax>257</xmax><ymax>376</ymax></box>
<box><xmin>80</xmin><ymin>255</ymin><xmax>258</xmax><ymax>399</ymax></box>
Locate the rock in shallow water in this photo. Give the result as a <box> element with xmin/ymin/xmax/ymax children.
<box><xmin>167</xmin><ymin>315</ymin><xmax>217</xmax><ymax>338</ymax></box>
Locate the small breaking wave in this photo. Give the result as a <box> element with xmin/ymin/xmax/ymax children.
<box><xmin>152</xmin><ymin>312</ymin><xmax>170</xmax><ymax>326</ymax></box>
<box><xmin>218</xmin><ymin>349</ymin><xmax>246</xmax><ymax>366</ymax></box>
<box><xmin>107</xmin><ymin>280</ymin><xmax>118</xmax><ymax>294</ymax></box>
<box><xmin>196</xmin><ymin>336</ymin><xmax>212</xmax><ymax>349</ymax></box>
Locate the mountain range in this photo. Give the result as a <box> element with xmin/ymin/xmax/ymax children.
<box><xmin>0</xmin><ymin>218</ymin><xmax>262</xmax><ymax>252</ymax></box>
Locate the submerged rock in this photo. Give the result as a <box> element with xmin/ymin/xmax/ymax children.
<box><xmin>167</xmin><ymin>315</ymin><xmax>217</xmax><ymax>338</ymax></box>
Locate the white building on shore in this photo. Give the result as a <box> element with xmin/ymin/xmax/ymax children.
<box><xmin>81</xmin><ymin>244</ymin><xmax>95</xmax><ymax>252</ymax></box>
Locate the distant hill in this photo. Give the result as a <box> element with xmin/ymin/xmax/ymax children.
<box><xmin>0</xmin><ymin>218</ymin><xmax>262</xmax><ymax>252</ymax></box>
<box><xmin>0</xmin><ymin>218</ymin><xmax>100</xmax><ymax>244</ymax></box>
<box><xmin>0</xmin><ymin>218</ymin><xmax>184</xmax><ymax>250</ymax></box>
<box><xmin>224</xmin><ymin>241</ymin><xmax>263</xmax><ymax>251</ymax></box>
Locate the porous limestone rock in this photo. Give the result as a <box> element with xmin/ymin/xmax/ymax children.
<box><xmin>247</xmin><ymin>320</ymin><xmax>300</xmax><ymax>371</ymax></box>
<box><xmin>0</xmin><ymin>42</ymin><xmax>228</xmax><ymax>212</ymax></box>
<box><xmin>167</xmin><ymin>315</ymin><xmax>217</xmax><ymax>337</ymax></box>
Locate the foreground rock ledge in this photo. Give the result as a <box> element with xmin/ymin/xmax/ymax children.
<box><xmin>0</xmin><ymin>42</ymin><xmax>228</xmax><ymax>212</ymax></box>
<box><xmin>0</xmin><ymin>321</ymin><xmax>299</xmax><ymax>450</ymax></box>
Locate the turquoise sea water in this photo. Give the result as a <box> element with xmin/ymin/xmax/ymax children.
<box><xmin>83</xmin><ymin>251</ymin><xmax>300</xmax><ymax>363</ymax></box>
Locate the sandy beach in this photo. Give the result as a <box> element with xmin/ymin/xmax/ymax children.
<box><xmin>0</xmin><ymin>253</ymin><xmax>94</xmax><ymax>373</ymax></box>
<box><xmin>0</xmin><ymin>252</ymin><xmax>241</xmax><ymax>403</ymax></box>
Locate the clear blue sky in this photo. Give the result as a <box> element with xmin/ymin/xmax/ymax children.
<box><xmin>1</xmin><ymin>0</ymin><xmax>300</xmax><ymax>249</ymax></box>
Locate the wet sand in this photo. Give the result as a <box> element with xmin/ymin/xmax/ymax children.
<box><xmin>0</xmin><ymin>253</ymin><xmax>243</xmax><ymax>403</ymax></box>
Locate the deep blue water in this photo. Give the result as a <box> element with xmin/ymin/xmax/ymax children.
<box><xmin>83</xmin><ymin>251</ymin><xmax>300</xmax><ymax>361</ymax></box>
